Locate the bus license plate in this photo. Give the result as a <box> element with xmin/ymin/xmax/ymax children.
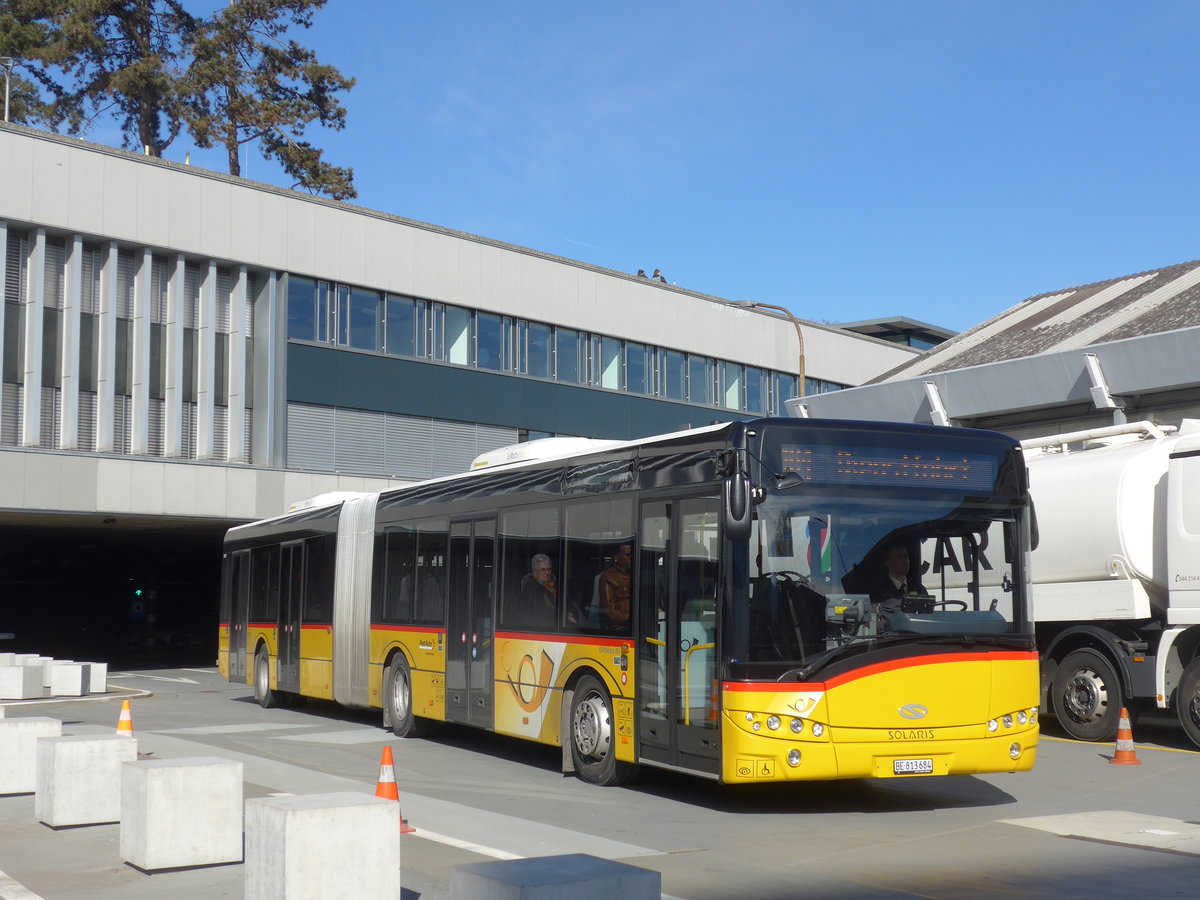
<box><xmin>893</xmin><ymin>758</ymin><xmax>934</xmax><ymax>775</ymax></box>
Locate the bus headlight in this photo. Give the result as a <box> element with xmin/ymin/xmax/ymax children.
<box><xmin>1017</xmin><ymin>711</ymin><xmax>1028</xmax><ymax>725</ymax></box>
<box><xmin>789</xmin><ymin>718</ymin><xmax>804</xmax><ymax>734</ymax></box>
<box><xmin>787</xmin><ymin>749</ymin><xmax>802</xmax><ymax>767</ymax></box>
<box><xmin>1030</xmin><ymin>707</ymin><xmax>1038</xmax><ymax>723</ymax></box>
<box><xmin>1003</xmin><ymin>714</ymin><xmax>1013</xmax><ymax>729</ymax></box>
<box><xmin>752</xmin><ymin>721</ymin><xmax>761</xmax><ymax>731</ymax></box>
<box><xmin>767</xmin><ymin>715</ymin><xmax>780</xmax><ymax>731</ymax></box>
<box><xmin>1009</xmin><ymin>742</ymin><xmax>1021</xmax><ymax>759</ymax></box>
<box><xmin>811</xmin><ymin>723</ymin><xmax>824</xmax><ymax>737</ymax></box>
<box><xmin>988</xmin><ymin>719</ymin><xmax>999</xmax><ymax>732</ymax></box>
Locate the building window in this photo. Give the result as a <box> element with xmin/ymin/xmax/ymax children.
<box><xmin>661</xmin><ymin>350</ymin><xmax>685</xmax><ymax>401</ymax></box>
<box><xmin>476</xmin><ymin>312</ymin><xmax>503</xmax><ymax>371</ymax></box>
<box><xmin>688</xmin><ymin>354</ymin><xmax>713</xmax><ymax>405</ymax></box>
<box><xmin>338</xmin><ymin>285</ymin><xmax>380</xmax><ymax>351</ymax></box>
<box><xmin>625</xmin><ymin>342</ymin><xmax>648</xmax><ymax>395</ymax></box>
<box><xmin>745</xmin><ymin>366</ymin><xmax>764</xmax><ymax>413</ymax></box>
<box><xmin>522</xmin><ymin>321</ymin><xmax>552</xmax><ymax>378</ymax></box>
<box><xmin>385</xmin><ymin>294</ymin><xmax>425</xmax><ymax>358</ymax></box>
<box><xmin>555</xmin><ymin>327</ymin><xmax>580</xmax><ymax>383</ymax></box>
<box><xmin>593</xmin><ymin>335</ymin><xmax>620</xmax><ymax>389</ymax></box>
<box><xmin>721</xmin><ymin>361</ymin><xmax>742</xmax><ymax>410</ymax></box>
<box><xmin>287</xmin><ymin>276</ymin><xmax>317</xmax><ymax>341</ymax></box>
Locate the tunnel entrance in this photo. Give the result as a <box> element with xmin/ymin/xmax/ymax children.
<box><xmin>0</xmin><ymin>513</ymin><xmax>239</xmax><ymax>668</ymax></box>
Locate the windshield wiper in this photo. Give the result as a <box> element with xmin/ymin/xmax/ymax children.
<box><xmin>774</xmin><ymin>633</ymin><xmax>1034</xmax><ymax>682</ymax></box>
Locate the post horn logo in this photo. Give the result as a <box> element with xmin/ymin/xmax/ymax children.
<box><xmin>898</xmin><ymin>704</ymin><xmax>929</xmax><ymax>720</ymax></box>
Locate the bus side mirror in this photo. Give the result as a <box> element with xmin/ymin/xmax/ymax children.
<box><xmin>723</xmin><ymin>472</ymin><xmax>752</xmax><ymax>542</ymax></box>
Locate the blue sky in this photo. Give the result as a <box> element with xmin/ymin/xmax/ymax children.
<box><xmin>169</xmin><ymin>2</ymin><xmax>1200</xmax><ymax>333</ymax></box>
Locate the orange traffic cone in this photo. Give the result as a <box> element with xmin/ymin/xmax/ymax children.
<box><xmin>116</xmin><ymin>699</ymin><xmax>134</xmax><ymax>737</ymax></box>
<box><xmin>1110</xmin><ymin>707</ymin><xmax>1141</xmax><ymax>765</ymax></box>
<box><xmin>375</xmin><ymin>745</ymin><xmax>415</xmax><ymax>833</ymax></box>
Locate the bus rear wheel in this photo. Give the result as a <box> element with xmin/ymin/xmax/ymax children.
<box><xmin>1052</xmin><ymin>648</ymin><xmax>1121</xmax><ymax>742</ymax></box>
<box><xmin>385</xmin><ymin>657</ymin><xmax>430</xmax><ymax>738</ymax></box>
<box><xmin>570</xmin><ymin>674</ymin><xmax>635</xmax><ymax>786</ymax></box>
<box><xmin>1176</xmin><ymin>657</ymin><xmax>1200</xmax><ymax>749</ymax></box>
<box><xmin>254</xmin><ymin>647</ymin><xmax>280</xmax><ymax>709</ymax></box>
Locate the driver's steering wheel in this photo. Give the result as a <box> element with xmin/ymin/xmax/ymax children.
<box><xmin>933</xmin><ymin>599</ymin><xmax>968</xmax><ymax>611</ymax></box>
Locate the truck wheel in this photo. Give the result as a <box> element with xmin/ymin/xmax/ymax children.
<box><xmin>1176</xmin><ymin>658</ymin><xmax>1200</xmax><ymax>749</ymax></box>
<box><xmin>569</xmin><ymin>674</ymin><xmax>636</xmax><ymax>786</ymax></box>
<box><xmin>385</xmin><ymin>657</ymin><xmax>431</xmax><ymax>738</ymax></box>
<box><xmin>254</xmin><ymin>647</ymin><xmax>280</xmax><ymax>709</ymax></box>
<box><xmin>1052</xmin><ymin>649</ymin><xmax>1121</xmax><ymax>742</ymax></box>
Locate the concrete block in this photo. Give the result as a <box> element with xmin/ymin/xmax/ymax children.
<box><xmin>36</xmin><ymin>734</ymin><xmax>138</xmax><ymax>826</ymax></box>
<box><xmin>83</xmin><ymin>662</ymin><xmax>109</xmax><ymax>693</ymax></box>
<box><xmin>245</xmin><ymin>793</ymin><xmax>400</xmax><ymax>900</ymax></box>
<box><xmin>0</xmin><ymin>653</ymin><xmax>15</xmax><ymax>665</ymax></box>
<box><xmin>0</xmin><ymin>718</ymin><xmax>63</xmax><ymax>794</ymax></box>
<box><xmin>449</xmin><ymin>854</ymin><xmax>661</xmax><ymax>900</ymax></box>
<box><xmin>42</xmin><ymin>659</ymin><xmax>70</xmax><ymax>688</ymax></box>
<box><xmin>121</xmin><ymin>757</ymin><xmax>244</xmax><ymax>871</ymax></box>
<box><xmin>0</xmin><ymin>665</ymin><xmax>43</xmax><ymax>700</ymax></box>
<box><xmin>48</xmin><ymin>663</ymin><xmax>89</xmax><ymax>697</ymax></box>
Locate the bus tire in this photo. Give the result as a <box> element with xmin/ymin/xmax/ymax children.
<box><xmin>254</xmin><ymin>647</ymin><xmax>280</xmax><ymax>709</ymax></box>
<box><xmin>569</xmin><ymin>674</ymin><xmax>636</xmax><ymax>786</ymax></box>
<box><xmin>1052</xmin><ymin>648</ymin><xmax>1121</xmax><ymax>742</ymax></box>
<box><xmin>1176</xmin><ymin>657</ymin><xmax>1200</xmax><ymax>750</ymax></box>
<box><xmin>385</xmin><ymin>656</ymin><xmax>430</xmax><ymax>738</ymax></box>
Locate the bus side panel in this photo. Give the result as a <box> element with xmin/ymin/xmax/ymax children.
<box><xmin>217</xmin><ymin>625</ymin><xmax>230</xmax><ymax>679</ymax></box>
<box><xmin>299</xmin><ymin>623</ymin><xmax>335</xmax><ymax>700</ymax></box>
<box><xmin>370</xmin><ymin>627</ymin><xmax>448</xmax><ymax>720</ymax></box>
<box><xmin>492</xmin><ymin>634</ymin><xmax>636</xmax><ymax>762</ymax></box>
<box><xmin>246</xmin><ymin>626</ymin><xmax>279</xmax><ymax>687</ymax></box>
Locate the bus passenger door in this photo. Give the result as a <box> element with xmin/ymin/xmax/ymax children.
<box><xmin>276</xmin><ymin>542</ymin><xmax>304</xmax><ymax>694</ymax></box>
<box><xmin>227</xmin><ymin>552</ymin><xmax>249</xmax><ymax>681</ymax></box>
<box><xmin>445</xmin><ymin>519</ymin><xmax>496</xmax><ymax>730</ymax></box>
<box><xmin>637</xmin><ymin>496</ymin><xmax>721</xmax><ymax>777</ymax></box>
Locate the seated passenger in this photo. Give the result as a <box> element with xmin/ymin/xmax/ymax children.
<box><xmin>519</xmin><ymin>553</ymin><xmax>574</xmax><ymax>627</ymax></box>
<box><xmin>598</xmin><ymin>543</ymin><xmax>632</xmax><ymax>631</ymax></box>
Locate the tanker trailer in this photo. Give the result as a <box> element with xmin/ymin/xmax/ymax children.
<box><xmin>1023</xmin><ymin>420</ymin><xmax>1200</xmax><ymax>748</ymax></box>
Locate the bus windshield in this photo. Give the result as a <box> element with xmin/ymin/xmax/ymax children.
<box><xmin>734</xmin><ymin>485</ymin><xmax>1031</xmax><ymax>674</ymax></box>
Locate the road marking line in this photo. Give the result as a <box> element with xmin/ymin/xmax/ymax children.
<box><xmin>154</xmin><ymin>723</ymin><xmax>323</xmax><ymax>735</ymax></box>
<box><xmin>269</xmin><ymin>728</ymin><xmax>394</xmax><ymax>745</ymax></box>
<box><xmin>999</xmin><ymin>810</ymin><xmax>1200</xmax><ymax>856</ymax></box>
<box><xmin>109</xmin><ymin>672</ymin><xmax>198</xmax><ymax>684</ymax></box>
<box><xmin>0</xmin><ymin>868</ymin><xmax>45</xmax><ymax>900</ymax></box>
<box><xmin>1039</xmin><ymin>735</ymin><xmax>1200</xmax><ymax>755</ymax></box>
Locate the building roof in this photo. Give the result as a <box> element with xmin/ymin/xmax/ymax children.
<box><xmin>870</xmin><ymin>259</ymin><xmax>1200</xmax><ymax>383</ymax></box>
<box><xmin>836</xmin><ymin>316</ymin><xmax>956</xmax><ymax>345</ymax></box>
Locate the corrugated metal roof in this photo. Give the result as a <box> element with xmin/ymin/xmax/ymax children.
<box><xmin>874</xmin><ymin>258</ymin><xmax>1200</xmax><ymax>383</ymax></box>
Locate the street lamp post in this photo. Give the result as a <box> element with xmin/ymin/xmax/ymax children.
<box><xmin>0</xmin><ymin>57</ymin><xmax>14</xmax><ymax>123</ymax></box>
<box><xmin>733</xmin><ymin>300</ymin><xmax>806</xmax><ymax>397</ymax></box>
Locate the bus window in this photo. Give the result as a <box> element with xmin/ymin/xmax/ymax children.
<box><xmin>302</xmin><ymin>536</ymin><xmax>331</xmax><ymax>624</ymax></box>
<box><xmin>249</xmin><ymin>545</ymin><xmax>279</xmax><ymax>624</ymax></box>
<box><xmin>380</xmin><ymin>526</ymin><xmax>416</xmax><ymax>624</ymax></box>
<box><xmin>499</xmin><ymin>505</ymin><xmax>561</xmax><ymax>631</ymax></box>
<box><xmin>564</xmin><ymin>496</ymin><xmax>634</xmax><ymax>635</ymax></box>
<box><xmin>414</xmin><ymin>519</ymin><xmax>448</xmax><ymax>625</ymax></box>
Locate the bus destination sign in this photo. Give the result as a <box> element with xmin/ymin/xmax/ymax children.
<box><xmin>780</xmin><ymin>444</ymin><xmax>997</xmax><ymax>490</ymax></box>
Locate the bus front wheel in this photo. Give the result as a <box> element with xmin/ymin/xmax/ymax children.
<box><xmin>569</xmin><ymin>674</ymin><xmax>636</xmax><ymax>786</ymax></box>
<box><xmin>254</xmin><ymin>647</ymin><xmax>280</xmax><ymax>709</ymax></box>
<box><xmin>385</xmin><ymin>657</ymin><xmax>430</xmax><ymax>738</ymax></box>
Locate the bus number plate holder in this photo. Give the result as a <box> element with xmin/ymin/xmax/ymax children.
<box><xmin>893</xmin><ymin>758</ymin><xmax>933</xmax><ymax>775</ymax></box>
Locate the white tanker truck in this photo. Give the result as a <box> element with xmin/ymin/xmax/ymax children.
<box><xmin>1022</xmin><ymin>420</ymin><xmax>1200</xmax><ymax>747</ymax></box>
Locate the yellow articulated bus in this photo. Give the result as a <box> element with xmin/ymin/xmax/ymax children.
<box><xmin>219</xmin><ymin>418</ymin><xmax>1039</xmax><ymax>786</ymax></box>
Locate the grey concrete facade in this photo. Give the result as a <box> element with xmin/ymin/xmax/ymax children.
<box><xmin>0</xmin><ymin>122</ymin><xmax>915</xmax><ymax>526</ymax></box>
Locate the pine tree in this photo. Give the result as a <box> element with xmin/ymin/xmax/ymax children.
<box><xmin>7</xmin><ymin>0</ymin><xmax>196</xmax><ymax>156</ymax></box>
<box><xmin>184</xmin><ymin>0</ymin><xmax>356</xmax><ymax>199</ymax></box>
